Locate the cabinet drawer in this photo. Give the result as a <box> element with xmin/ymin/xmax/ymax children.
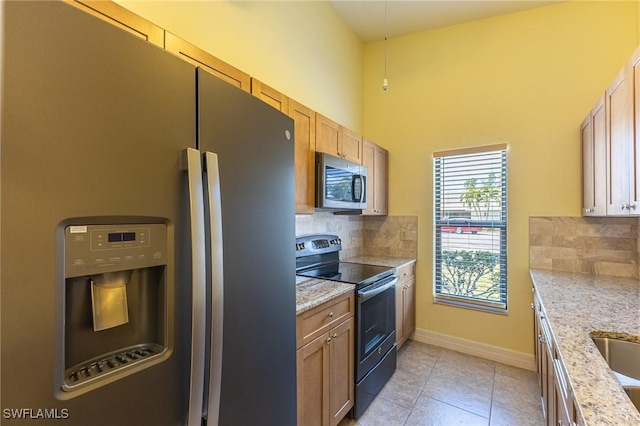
<box><xmin>297</xmin><ymin>292</ymin><xmax>354</xmax><ymax>349</ymax></box>
<box><xmin>397</xmin><ymin>263</ymin><xmax>415</xmax><ymax>282</ymax></box>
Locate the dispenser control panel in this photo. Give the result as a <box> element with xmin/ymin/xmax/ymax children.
<box><xmin>64</xmin><ymin>223</ymin><xmax>168</xmax><ymax>278</ymax></box>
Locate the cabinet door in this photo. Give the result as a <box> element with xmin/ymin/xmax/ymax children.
<box><xmin>340</xmin><ymin>127</ymin><xmax>363</xmax><ymax>164</ymax></box>
<box><xmin>66</xmin><ymin>0</ymin><xmax>164</xmax><ymax>47</ymax></box>
<box><xmin>328</xmin><ymin>318</ymin><xmax>354</xmax><ymax>426</ymax></box>
<box><xmin>403</xmin><ymin>280</ymin><xmax>415</xmax><ymax>339</ymax></box>
<box><xmin>606</xmin><ymin>64</ymin><xmax>634</xmax><ymax>215</ymax></box>
<box><xmin>395</xmin><ymin>282</ymin><xmax>405</xmax><ymax>346</ymax></box>
<box><xmin>582</xmin><ymin>95</ymin><xmax>607</xmax><ymax>216</ymax></box>
<box><xmin>362</xmin><ymin>140</ymin><xmax>376</xmax><ymax>215</ymax></box>
<box><xmin>374</xmin><ymin>144</ymin><xmax>389</xmax><ymax>215</ymax></box>
<box><xmin>165</xmin><ymin>32</ymin><xmax>250</xmax><ymax>92</ymax></box>
<box><xmin>632</xmin><ymin>47</ymin><xmax>640</xmax><ymax>214</ymax></box>
<box><xmin>251</xmin><ymin>78</ymin><xmax>289</xmax><ymax>113</ymax></box>
<box><xmin>362</xmin><ymin>139</ymin><xmax>389</xmax><ymax>216</ymax></box>
<box><xmin>297</xmin><ymin>332</ymin><xmax>330</xmax><ymax>426</ymax></box>
<box><xmin>289</xmin><ymin>100</ymin><xmax>316</xmax><ymax>214</ymax></box>
<box><xmin>316</xmin><ymin>113</ymin><xmax>341</xmax><ymax>158</ymax></box>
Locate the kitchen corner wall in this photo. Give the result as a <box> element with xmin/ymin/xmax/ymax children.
<box><xmin>295</xmin><ymin>213</ymin><xmax>418</xmax><ymax>260</ymax></box>
<box><xmin>529</xmin><ymin>216</ymin><xmax>640</xmax><ymax>279</ymax></box>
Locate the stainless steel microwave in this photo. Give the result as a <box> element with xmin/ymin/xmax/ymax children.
<box><xmin>316</xmin><ymin>152</ymin><xmax>367</xmax><ymax>211</ymax></box>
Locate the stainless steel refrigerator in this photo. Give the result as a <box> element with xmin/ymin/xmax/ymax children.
<box><xmin>0</xmin><ymin>2</ymin><xmax>297</xmax><ymax>425</ymax></box>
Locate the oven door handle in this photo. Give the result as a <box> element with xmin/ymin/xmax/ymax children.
<box><xmin>358</xmin><ymin>277</ymin><xmax>398</xmax><ymax>302</ymax></box>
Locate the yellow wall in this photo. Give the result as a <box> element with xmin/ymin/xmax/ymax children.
<box><xmin>116</xmin><ymin>0</ymin><xmax>640</xmax><ymax>356</ymax></box>
<box><xmin>363</xmin><ymin>1</ymin><xmax>638</xmax><ymax>354</ymax></box>
<box><xmin>115</xmin><ymin>0</ymin><xmax>364</xmax><ymax>132</ymax></box>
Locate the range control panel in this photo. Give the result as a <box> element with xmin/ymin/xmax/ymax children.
<box><xmin>295</xmin><ymin>234</ymin><xmax>342</xmax><ymax>258</ymax></box>
<box><xmin>64</xmin><ymin>223</ymin><xmax>167</xmax><ymax>278</ymax></box>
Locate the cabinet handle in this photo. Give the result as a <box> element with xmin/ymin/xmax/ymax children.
<box><xmin>531</xmin><ymin>303</ymin><xmax>535</xmax><ymax>310</ymax></box>
<box><xmin>538</xmin><ymin>334</ymin><xmax>547</xmax><ymax>344</ymax></box>
<box><xmin>621</xmin><ymin>204</ymin><xmax>627</xmax><ymax>211</ymax></box>
<box><xmin>326</xmin><ymin>337</ymin><xmax>331</xmax><ymax>344</ymax></box>
<box><xmin>584</xmin><ymin>208</ymin><xmax>593</xmax><ymax>213</ymax></box>
<box><xmin>628</xmin><ymin>203</ymin><xmax>636</xmax><ymax>210</ymax></box>
<box><xmin>328</xmin><ymin>312</ymin><xmax>334</xmax><ymax>318</ymax></box>
<box><xmin>333</xmin><ymin>333</ymin><xmax>338</xmax><ymax>339</ymax></box>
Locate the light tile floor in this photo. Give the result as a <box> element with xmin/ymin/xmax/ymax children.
<box><xmin>339</xmin><ymin>340</ymin><xmax>544</xmax><ymax>426</ymax></box>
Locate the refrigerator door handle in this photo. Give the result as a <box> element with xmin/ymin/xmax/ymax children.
<box><xmin>182</xmin><ymin>148</ymin><xmax>207</xmax><ymax>426</ymax></box>
<box><xmin>203</xmin><ymin>151</ymin><xmax>224</xmax><ymax>426</ymax></box>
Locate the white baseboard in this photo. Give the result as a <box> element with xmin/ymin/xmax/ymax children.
<box><xmin>411</xmin><ymin>328</ymin><xmax>536</xmax><ymax>371</ymax></box>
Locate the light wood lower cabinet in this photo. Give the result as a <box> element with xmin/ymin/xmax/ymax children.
<box><xmin>533</xmin><ymin>288</ymin><xmax>582</xmax><ymax>426</ymax></box>
<box><xmin>395</xmin><ymin>263</ymin><xmax>416</xmax><ymax>348</ymax></box>
<box><xmin>297</xmin><ymin>292</ymin><xmax>355</xmax><ymax>426</ymax></box>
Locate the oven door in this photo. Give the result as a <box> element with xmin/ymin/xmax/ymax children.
<box><xmin>356</xmin><ymin>276</ymin><xmax>397</xmax><ymax>382</ymax></box>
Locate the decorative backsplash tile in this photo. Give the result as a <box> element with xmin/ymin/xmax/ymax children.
<box><xmin>295</xmin><ymin>213</ymin><xmax>418</xmax><ymax>260</ymax></box>
<box><xmin>362</xmin><ymin>216</ymin><xmax>418</xmax><ymax>259</ymax></box>
<box><xmin>529</xmin><ymin>216</ymin><xmax>639</xmax><ymax>279</ymax></box>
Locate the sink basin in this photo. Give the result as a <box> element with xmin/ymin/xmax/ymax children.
<box><xmin>591</xmin><ymin>337</ymin><xmax>640</xmax><ymax>411</ymax></box>
<box><xmin>591</xmin><ymin>337</ymin><xmax>640</xmax><ymax>381</ymax></box>
<box><xmin>625</xmin><ymin>387</ymin><xmax>640</xmax><ymax>412</ymax></box>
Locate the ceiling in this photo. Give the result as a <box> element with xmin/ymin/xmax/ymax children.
<box><xmin>330</xmin><ymin>0</ymin><xmax>565</xmax><ymax>42</ymax></box>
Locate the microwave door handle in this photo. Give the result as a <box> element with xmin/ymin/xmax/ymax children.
<box><xmin>353</xmin><ymin>175</ymin><xmax>365</xmax><ymax>203</ymax></box>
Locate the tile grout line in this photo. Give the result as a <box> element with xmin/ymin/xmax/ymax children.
<box><xmin>400</xmin><ymin>345</ymin><xmax>439</xmax><ymax>426</ymax></box>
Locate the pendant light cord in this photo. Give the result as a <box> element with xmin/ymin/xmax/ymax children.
<box><xmin>383</xmin><ymin>0</ymin><xmax>389</xmax><ymax>91</ymax></box>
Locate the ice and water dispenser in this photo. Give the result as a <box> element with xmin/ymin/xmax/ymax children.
<box><xmin>58</xmin><ymin>222</ymin><xmax>170</xmax><ymax>396</ymax></box>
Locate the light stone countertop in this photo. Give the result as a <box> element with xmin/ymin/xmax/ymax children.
<box><xmin>295</xmin><ymin>276</ymin><xmax>354</xmax><ymax>315</ymax></box>
<box><xmin>343</xmin><ymin>255</ymin><xmax>416</xmax><ymax>270</ymax></box>
<box><xmin>530</xmin><ymin>269</ymin><xmax>640</xmax><ymax>426</ymax></box>
<box><xmin>295</xmin><ymin>256</ymin><xmax>416</xmax><ymax>315</ymax></box>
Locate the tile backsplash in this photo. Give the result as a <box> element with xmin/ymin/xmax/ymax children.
<box><xmin>529</xmin><ymin>216</ymin><xmax>639</xmax><ymax>279</ymax></box>
<box><xmin>295</xmin><ymin>213</ymin><xmax>418</xmax><ymax>260</ymax></box>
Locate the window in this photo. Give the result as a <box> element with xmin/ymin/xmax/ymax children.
<box><xmin>433</xmin><ymin>144</ymin><xmax>507</xmax><ymax>313</ymax></box>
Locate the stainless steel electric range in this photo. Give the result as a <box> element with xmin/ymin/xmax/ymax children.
<box><xmin>295</xmin><ymin>234</ymin><xmax>398</xmax><ymax>419</ymax></box>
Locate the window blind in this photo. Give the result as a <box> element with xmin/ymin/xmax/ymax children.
<box><xmin>433</xmin><ymin>145</ymin><xmax>507</xmax><ymax>312</ymax></box>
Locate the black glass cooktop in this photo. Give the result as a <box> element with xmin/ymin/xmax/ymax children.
<box><xmin>297</xmin><ymin>261</ymin><xmax>394</xmax><ymax>287</ymax></box>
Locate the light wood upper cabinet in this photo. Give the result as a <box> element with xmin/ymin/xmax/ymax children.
<box><xmin>66</xmin><ymin>0</ymin><xmax>164</xmax><ymax>47</ymax></box>
<box><xmin>632</xmin><ymin>47</ymin><xmax>640</xmax><ymax>213</ymax></box>
<box><xmin>362</xmin><ymin>139</ymin><xmax>388</xmax><ymax>215</ymax></box>
<box><xmin>581</xmin><ymin>95</ymin><xmax>606</xmax><ymax>216</ymax></box>
<box><xmin>251</xmin><ymin>78</ymin><xmax>289</xmax><ymax>113</ymax></box>
<box><xmin>340</xmin><ymin>127</ymin><xmax>363</xmax><ymax>164</ymax></box>
<box><xmin>289</xmin><ymin>100</ymin><xmax>317</xmax><ymax>214</ymax></box>
<box><xmin>316</xmin><ymin>114</ymin><xmax>363</xmax><ymax>164</ymax></box>
<box><xmin>316</xmin><ymin>113</ymin><xmax>341</xmax><ymax>158</ymax></box>
<box><xmin>605</xmin><ymin>63</ymin><xmax>635</xmax><ymax>215</ymax></box>
<box><xmin>249</xmin><ymin>79</ymin><xmax>316</xmax><ymax>214</ymax></box>
<box><xmin>165</xmin><ymin>32</ymin><xmax>250</xmax><ymax>92</ymax></box>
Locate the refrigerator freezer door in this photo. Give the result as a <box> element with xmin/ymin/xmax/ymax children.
<box><xmin>2</xmin><ymin>2</ymin><xmax>196</xmax><ymax>424</ymax></box>
<box><xmin>197</xmin><ymin>68</ymin><xmax>297</xmax><ymax>426</ymax></box>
